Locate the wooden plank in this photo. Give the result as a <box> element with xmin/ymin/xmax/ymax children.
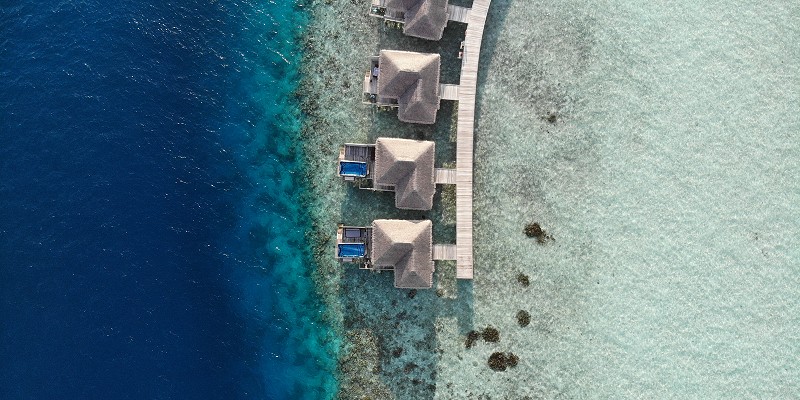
<box><xmin>435</xmin><ymin>168</ymin><xmax>457</xmax><ymax>184</ymax></box>
<box><xmin>439</xmin><ymin>84</ymin><xmax>459</xmax><ymax>101</ymax></box>
<box><xmin>343</xmin><ymin>143</ymin><xmax>374</xmax><ymax>162</ymax></box>
<box><xmin>447</xmin><ymin>5</ymin><xmax>470</xmax><ymax>24</ymax></box>
<box><xmin>433</xmin><ymin>244</ymin><xmax>457</xmax><ymax>261</ymax></box>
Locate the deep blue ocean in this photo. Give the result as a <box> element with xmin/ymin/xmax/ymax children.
<box><xmin>0</xmin><ymin>1</ymin><xmax>335</xmax><ymax>399</ymax></box>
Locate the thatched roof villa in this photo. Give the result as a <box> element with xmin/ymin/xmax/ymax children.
<box><xmin>363</xmin><ymin>50</ymin><xmax>441</xmax><ymax>125</ymax></box>
<box><xmin>370</xmin><ymin>0</ymin><xmax>450</xmax><ymax>41</ymax></box>
<box><xmin>336</xmin><ymin>220</ymin><xmax>435</xmax><ymax>289</ymax></box>
<box><xmin>338</xmin><ymin>138</ymin><xmax>435</xmax><ymax>211</ymax></box>
<box><xmin>372</xmin><ymin>219</ymin><xmax>434</xmax><ymax>289</ymax></box>
<box><xmin>374</xmin><ymin>138</ymin><xmax>435</xmax><ymax>210</ymax></box>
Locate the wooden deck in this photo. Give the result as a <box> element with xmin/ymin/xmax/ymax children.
<box><xmin>455</xmin><ymin>0</ymin><xmax>491</xmax><ymax>280</ymax></box>
<box><xmin>433</xmin><ymin>244</ymin><xmax>457</xmax><ymax>261</ymax></box>
<box><xmin>447</xmin><ymin>5</ymin><xmax>470</xmax><ymax>24</ymax></box>
<box><xmin>342</xmin><ymin>143</ymin><xmax>374</xmax><ymax>163</ymax></box>
<box><xmin>439</xmin><ymin>84</ymin><xmax>459</xmax><ymax>101</ymax></box>
<box><xmin>435</xmin><ymin>168</ymin><xmax>457</xmax><ymax>185</ymax></box>
<box><xmin>336</xmin><ymin>225</ymin><xmax>372</xmax><ymax>264</ymax></box>
<box><xmin>369</xmin><ymin>0</ymin><xmax>404</xmax><ymax>22</ymax></box>
<box><xmin>363</xmin><ymin>73</ymin><xmax>373</xmax><ymax>98</ymax></box>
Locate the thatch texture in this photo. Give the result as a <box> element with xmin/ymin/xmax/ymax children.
<box><xmin>374</xmin><ymin>138</ymin><xmax>435</xmax><ymax>210</ymax></box>
<box><xmin>377</xmin><ymin>50</ymin><xmax>441</xmax><ymax>124</ymax></box>
<box><xmin>371</xmin><ymin>219</ymin><xmax>434</xmax><ymax>289</ymax></box>
<box><xmin>386</xmin><ymin>0</ymin><xmax>449</xmax><ymax>41</ymax></box>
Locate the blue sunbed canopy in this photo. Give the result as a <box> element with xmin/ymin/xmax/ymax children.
<box><xmin>340</xmin><ymin>161</ymin><xmax>368</xmax><ymax>177</ymax></box>
<box><xmin>338</xmin><ymin>243</ymin><xmax>366</xmax><ymax>258</ymax></box>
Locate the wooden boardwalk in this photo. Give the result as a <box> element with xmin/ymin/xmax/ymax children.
<box><xmin>455</xmin><ymin>0</ymin><xmax>491</xmax><ymax>280</ymax></box>
<box><xmin>447</xmin><ymin>5</ymin><xmax>470</xmax><ymax>24</ymax></box>
<box><xmin>439</xmin><ymin>84</ymin><xmax>459</xmax><ymax>101</ymax></box>
<box><xmin>433</xmin><ymin>244</ymin><xmax>457</xmax><ymax>261</ymax></box>
<box><xmin>435</xmin><ymin>168</ymin><xmax>457</xmax><ymax>185</ymax></box>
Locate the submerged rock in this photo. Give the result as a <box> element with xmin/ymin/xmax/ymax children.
<box><xmin>517</xmin><ymin>310</ymin><xmax>531</xmax><ymax>327</ymax></box>
<box><xmin>482</xmin><ymin>326</ymin><xmax>500</xmax><ymax>343</ymax></box>
<box><xmin>524</xmin><ymin>222</ymin><xmax>554</xmax><ymax>244</ymax></box>
<box><xmin>507</xmin><ymin>353</ymin><xmax>519</xmax><ymax>368</ymax></box>
<box><xmin>517</xmin><ymin>273</ymin><xmax>530</xmax><ymax>287</ymax></box>
<box><xmin>404</xmin><ymin>362</ymin><xmax>418</xmax><ymax>373</ymax></box>
<box><xmin>488</xmin><ymin>352</ymin><xmax>519</xmax><ymax>372</ymax></box>
<box><xmin>465</xmin><ymin>330</ymin><xmax>481</xmax><ymax>349</ymax></box>
<box><xmin>524</xmin><ymin>223</ymin><xmax>543</xmax><ymax>237</ymax></box>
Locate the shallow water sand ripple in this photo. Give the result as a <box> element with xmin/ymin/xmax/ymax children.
<box><xmin>468</xmin><ymin>0</ymin><xmax>798</xmax><ymax>398</ymax></box>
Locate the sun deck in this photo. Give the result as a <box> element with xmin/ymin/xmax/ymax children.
<box><xmin>363</xmin><ymin>56</ymin><xmax>400</xmax><ymax>107</ymax></box>
<box><xmin>369</xmin><ymin>0</ymin><xmax>404</xmax><ymax>22</ymax></box>
<box><xmin>336</xmin><ymin>225</ymin><xmax>372</xmax><ymax>267</ymax></box>
<box><xmin>339</xmin><ymin>143</ymin><xmax>374</xmax><ymax>180</ymax></box>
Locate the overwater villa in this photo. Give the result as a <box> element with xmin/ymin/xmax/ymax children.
<box><xmin>336</xmin><ymin>220</ymin><xmax>435</xmax><ymax>289</ymax></box>
<box><xmin>363</xmin><ymin>50</ymin><xmax>442</xmax><ymax>124</ymax></box>
<box><xmin>368</xmin><ymin>0</ymin><xmax>470</xmax><ymax>41</ymax></box>
<box><xmin>354</xmin><ymin>0</ymin><xmax>489</xmax><ymax>282</ymax></box>
<box><xmin>338</xmin><ymin>138</ymin><xmax>437</xmax><ymax>211</ymax></box>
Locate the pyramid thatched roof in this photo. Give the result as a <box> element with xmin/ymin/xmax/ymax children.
<box><xmin>377</xmin><ymin>50</ymin><xmax>441</xmax><ymax>124</ymax></box>
<box><xmin>386</xmin><ymin>0</ymin><xmax>449</xmax><ymax>41</ymax></box>
<box><xmin>371</xmin><ymin>219</ymin><xmax>434</xmax><ymax>289</ymax></box>
<box><xmin>374</xmin><ymin>138</ymin><xmax>435</xmax><ymax>210</ymax></box>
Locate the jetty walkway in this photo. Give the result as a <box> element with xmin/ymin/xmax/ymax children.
<box><xmin>455</xmin><ymin>0</ymin><xmax>491</xmax><ymax>279</ymax></box>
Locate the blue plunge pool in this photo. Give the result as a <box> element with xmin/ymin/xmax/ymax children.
<box><xmin>338</xmin><ymin>243</ymin><xmax>366</xmax><ymax>258</ymax></box>
<box><xmin>339</xmin><ymin>161</ymin><xmax>368</xmax><ymax>177</ymax></box>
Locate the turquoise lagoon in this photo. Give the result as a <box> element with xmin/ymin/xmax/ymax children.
<box><xmin>299</xmin><ymin>0</ymin><xmax>799</xmax><ymax>398</ymax></box>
